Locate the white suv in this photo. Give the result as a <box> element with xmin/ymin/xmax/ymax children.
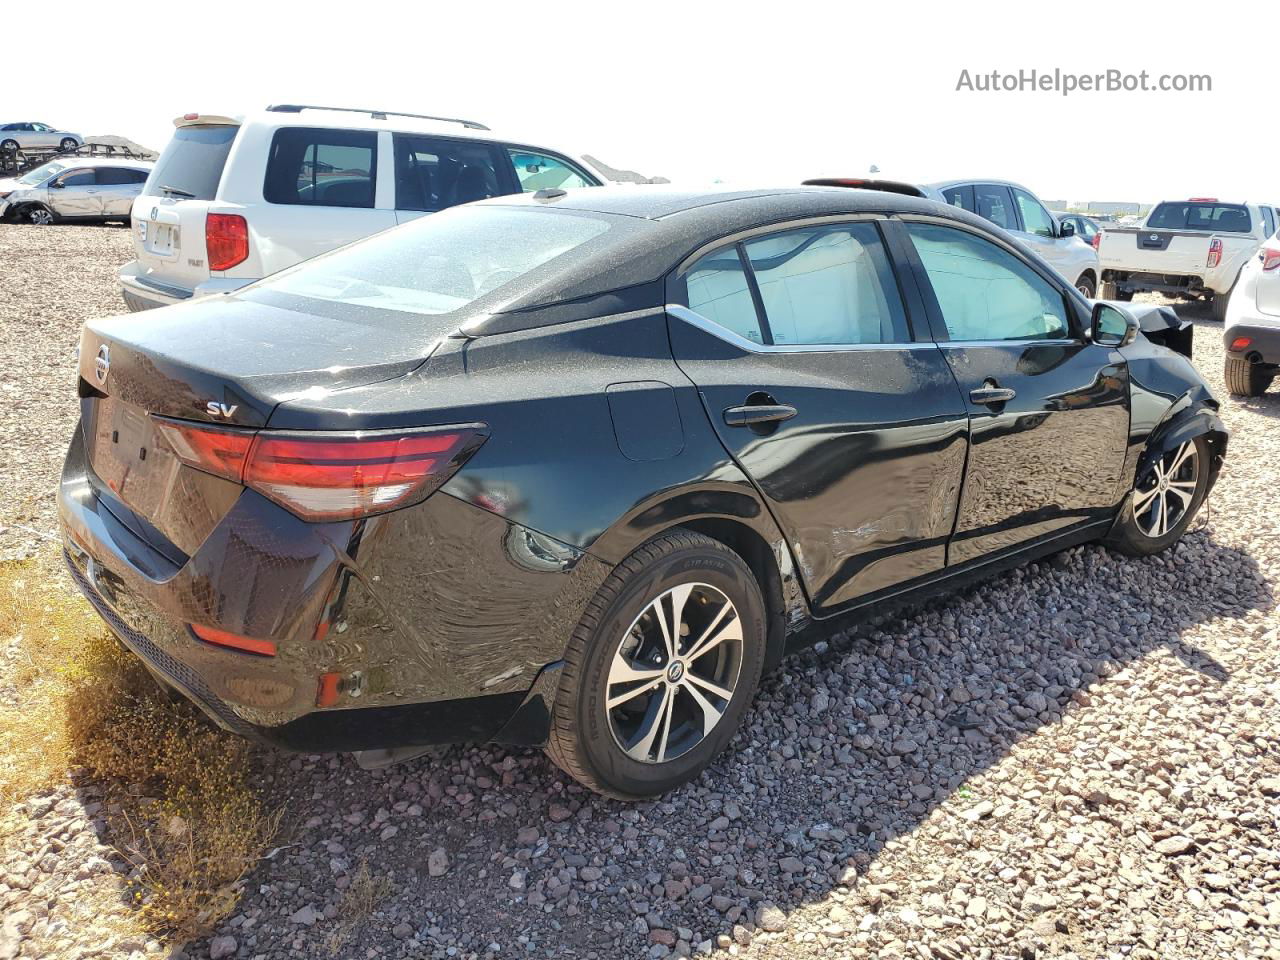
<box><xmin>119</xmin><ymin>105</ymin><xmax>608</xmax><ymax>312</ymax></box>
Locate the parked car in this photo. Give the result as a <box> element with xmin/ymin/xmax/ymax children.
<box><xmin>1053</xmin><ymin>212</ymin><xmax>1102</xmax><ymax>247</ymax></box>
<box><xmin>927</xmin><ymin>179</ymin><xmax>1100</xmax><ymax>296</ymax></box>
<box><xmin>61</xmin><ymin>184</ymin><xmax>1225</xmax><ymax>798</ymax></box>
<box><xmin>0</xmin><ymin>158</ymin><xmax>153</xmax><ymax>225</ymax></box>
<box><xmin>0</xmin><ymin>122</ymin><xmax>82</xmax><ymax>154</ymax></box>
<box><xmin>1097</xmin><ymin>199</ymin><xmax>1273</xmax><ymax>320</ymax></box>
<box><xmin>118</xmin><ymin>105</ymin><xmax>608</xmax><ymax>312</ymax></box>
<box><xmin>1223</xmin><ymin>240</ymin><xmax>1280</xmax><ymax>396</ymax></box>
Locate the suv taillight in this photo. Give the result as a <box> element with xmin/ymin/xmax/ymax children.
<box><xmin>1206</xmin><ymin>238</ymin><xmax>1223</xmax><ymax>269</ymax></box>
<box><xmin>1261</xmin><ymin>246</ymin><xmax>1280</xmax><ymax>271</ymax></box>
<box><xmin>152</xmin><ymin>420</ymin><xmax>488</xmax><ymax>521</ymax></box>
<box><xmin>206</xmin><ymin>213</ymin><xmax>248</xmax><ymax>271</ymax></box>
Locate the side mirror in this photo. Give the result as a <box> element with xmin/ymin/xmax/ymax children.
<box><xmin>1091</xmin><ymin>302</ymin><xmax>1140</xmax><ymax>347</ymax></box>
<box><xmin>1059</xmin><ymin>220</ymin><xmax>1075</xmax><ymax>238</ymax></box>
<box><xmin>49</xmin><ymin>180</ymin><xmax>65</xmax><ymax>189</ymax></box>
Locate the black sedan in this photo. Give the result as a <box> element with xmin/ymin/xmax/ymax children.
<box><xmin>59</xmin><ymin>185</ymin><xmax>1226</xmax><ymax>798</ymax></box>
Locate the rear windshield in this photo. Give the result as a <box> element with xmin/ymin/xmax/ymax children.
<box><xmin>146</xmin><ymin>124</ymin><xmax>239</xmax><ymax>200</ymax></box>
<box><xmin>256</xmin><ymin>205</ymin><xmax>611</xmax><ymax>316</ymax></box>
<box><xmin>1147</xmin><ymin>202</ymin><xmax>1252</xmax><ymax>233</ymax></box>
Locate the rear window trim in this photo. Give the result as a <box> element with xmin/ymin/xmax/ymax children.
<box><xmin>1147</xmin><ymin>201</ymin><xmax>1254</xmax><ymax>233</ymax></box>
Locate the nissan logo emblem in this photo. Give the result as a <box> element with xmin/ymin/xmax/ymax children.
<box><xmin>94</xmin><ymin>344</ymin><xmax>110</xmax><ymax>384</ymax></box>
<box><xmin>1149</xmin><ymin>234</ymin><xmax>1159</xmax><ymax>241</ymax></box>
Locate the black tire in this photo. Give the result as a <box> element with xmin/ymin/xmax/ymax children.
<box><xmin>1075</xmin><ymin>274</ymin><xmax>1096</xmax><ymax>298</ymax></box>
<box><xmin>0</xmin><ymin>139</ymin><xmax>17</xmax><ymax>154</ymax></box>
<box><xmin>1224</xmin><ymin>355</ymin><xmax>1275</xmax><ymax>397</ymax></box>
<box><xmin>23</xmin><ymin>204</ymin><xmax>56</xmax><ymax>226</ymax></box>
<box><xmin>1106</xmin><ymin>435</ymin><xmax>1211</xmax><ymax>557</ymax></box>
<box><xmin>546</xmin><ymin>529</ymin><xmax>766</xmax><ymax>799</ymax></box>
<box><xmin>1211</xmin><ymin>282</ymin><xmax>1236</xmax><ymax>323</ymax></box>
<box><xmin>59</xmin><ymin>138</ymin><xmax>78</xmax><ymax>152</ymax></box>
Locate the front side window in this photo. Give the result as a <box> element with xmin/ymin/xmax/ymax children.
<box><xmin>508</xmin><ymin>150</ymin><xmax>595</xmax><ymax>192</ymax></box>
<box><xmin>258</xmin><ymin>205</ymin><xmax>611</xmax><ymax>317</ymax></box>
<box><xmin>1012</xmin><ymin>188</ymin><xmax>1055</xmax><ymax>238</ymax></box>
<box><xmin>57</xmin><ymin>169</ymin><xmax>95</xmax><ymax>187</ymax></box>
<box><xmin>394</xmin><ymin>136</ymin><xmax>504</xmax><ymax>212</ymax></box>
<box><xmin>743</xmin><ymin>223</ymin><xmax>908</xmax><ymax>345</ymax></box>
<box><xmin>907</xmin><ymin>223</ymin><xmax>1070</xmax><ymax>342</ymax></box>
<box><xmin>974</xmin><ymin>184</ymin><xmax>1016</xmax><ymax>230</ymax></box>
<box><xmin>685</xmin><ymin>247</ymin><xmax>764</xmax><ymax>344</ymax></box>
<box><xmin>264</xmin><ymin>127</ymin><xmax>376</xmax><ymax>208</ymax></box>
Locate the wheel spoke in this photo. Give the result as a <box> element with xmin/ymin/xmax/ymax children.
<box><xmin>681</xmin><ymin>680</ymin><xmax>725</xmax><ymax>736</ymax></box>
<box><xmin>608</xmin><ymin>656</ymin><xmax>664</xmax><ymax>687</ymax></box>
<box><xmin>607</xmin><ymin>676</ymin><xmax>662</xmax><ymax>711</ymax></box>
<box><xmin>686</xmin><ymin>672</ymin><xmax>734</xmax><ymax>703</ymax></box>
<box><xmin>1154</xmin><ymin>493</ymin><xmax>1168</xmax><ymax>537</ymax></box>
<box><xmin>1132</xmin><ymin>484</ymin><xmax>1160</xmax><ymax>510</ymax></box>
<box><xmin>627</xmin><ymin>684</ymin><xmax>674</xmax><ymax>762</ymax></box>
<box><xmin>1168</xmin><ymin>441</ymin><xmax>1195</xmax><ymax>476</ymax></box>
<box><xmin>684</xmin><ymin>603</ymin><xmax>741</xmax><ymax>662</ymax></box>
<box><xmin>1166</xmin><ymin>484</ymin><xmax>1194</xmax><ymax>510</ymax></box>
<box><xmin>655</xmin><ymin>584</ymin><xmax>694</xmax><ymax>661</ymax></box>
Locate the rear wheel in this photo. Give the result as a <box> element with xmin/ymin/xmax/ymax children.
<box><xmin>59</xmin><ymin>138</ymin><xmax>78</xmax><ymax>152</ymax></box>
<box><xmin>546</xmin><ymin>529</ymin><xmax>766</xmax><ymax>799</ymax></box>
<box><xmin>1075</xmin><ymin>274</ymin><xmax>1096</xmax><ymax>298</ymax></box>
<box><xmin>1211</xmin><ymin>282</ymin><xmax>1236</xmax><ymax>323</ymax></box>
<box><xmin>1107</xmin><ymin>436</ymin><xmax>1210</xmax><ymax>556</ymax></box>
<box><xmin>0</xmin><ymin>139</ymin><xmax>17</xmax><ymax>153</ymax></box>
<box><xmin>1224</xmin><ymin>355</ymin><xmax>1275</xmax><ymax>397</ymax></box>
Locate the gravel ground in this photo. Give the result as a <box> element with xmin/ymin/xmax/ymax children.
<box><xmin>2</xmin><ymin>225</ymin><xmax>1279</xmax><ymax>960</ymax></box>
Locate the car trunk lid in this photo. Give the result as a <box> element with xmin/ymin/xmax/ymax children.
<box><xmin>77</xmin><ymin>295</ymin><xmax>437</xmax><ymax>553</ymax></box>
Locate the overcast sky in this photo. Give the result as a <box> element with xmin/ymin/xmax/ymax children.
<box><xmin>9</xmin><ymin>0</ymin><xmax>1270</xmax><ymax>204</ymax></box>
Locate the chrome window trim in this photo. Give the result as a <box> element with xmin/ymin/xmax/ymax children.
<box><xmin>665</xmin><ymin>305</ymin><xmax>940</xmax><ymax>355</ymax></box>
<box><xmin>675</xmin><ymin>213</ymin><xmax>890</xmax><ymax>276</ymax></box>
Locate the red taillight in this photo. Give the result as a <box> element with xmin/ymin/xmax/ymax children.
<box><xmin>206</xmin><ymin>213</ymin><xmax>249</xmax><ymax>271</ymax></box>
<box><xmin>155</xmin><ymin>418</ymin><xmax>487</xmax><ymax>521</ymax></box>
<box><xmin>152</xmin><ymin>418</ymin><xmax>254</xmax><ymax>482</ymax></box>
<box><xmin>191</xmin><ymin>624</ymin><xmax>277</xmax><ymax>657</ymax></box>
<box><xmin>1230</xmin><ymin>336</ymin><xmax>1253</xmax><ymax>351</ymax></box>
<box><xmin>1261</xmin><ymin>246</ymin><xmax>1280</xmax><ymax>271</ymax></box>
<box><xmin>1207</xmin><ymin>238</ymin><xmax>1223</xmax><ymax>269</ymax></box>
<box><xmin>1091</xmin><ymin>230</ymin><xmax>1102</xmax><ymax>251</ymax></box>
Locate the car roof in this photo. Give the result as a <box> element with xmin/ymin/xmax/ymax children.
<box><xmin>54</xmin><ymin>157</ymin><xmax>154</xmax><ymax>168</ymax></box>
<box><xmin>929</xmin><ymin>178</ymin><xmax>1036</xmax><ymax>193</ymax></box>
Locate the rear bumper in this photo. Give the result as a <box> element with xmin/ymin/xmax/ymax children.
<box><xmin>1224</xmin><ymin>319</ymin><xmax>1280</xmax><ymax>365</ymax></box>
<box><xmin>117</xmin><ymin>261</ymin><xmax>254</xmax><ymax>312</ymax></box>
<box><xmin>58</xmin><ymin>425</ymin><xmax>605</xmax><ymax>752</ymax></box>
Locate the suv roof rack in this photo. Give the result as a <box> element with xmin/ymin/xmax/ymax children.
<box><xmin>265</xmin><ymin>104</ymin><xmax>490</xmax><ymax>131</ymax></box>
<box><xmin>802</xmin><ymin>177</ymin><xmax>929</xmax><ymax>199</ymax></box>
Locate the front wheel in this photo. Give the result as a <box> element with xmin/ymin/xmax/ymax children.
<box><xmin>1107</xmin><ymin>436</ymin><xmax>1210</xmax><ymax>556</ymax></box>
<box><xmin>0</xmin><ymin>139</ymin><xmax>18</xmax><ymax>154</ymax></box>
<box><xmin>546</xmin><ymin>529</ymin><xmax>766</xmax><ymax>799</ymax></box>
<box><xmin>24</xmin><ymin>205</ymin><xmax>55</xmax><ymax>225</ymax></box>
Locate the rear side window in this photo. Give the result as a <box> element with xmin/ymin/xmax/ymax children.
<box><xmin>96</xmin><ymin>167</ymin><xmax>148</xmax><ymax>185</ymax></box>
<box><xmin>265</xmin><ymin>127</ymin><xmax>376</xmax><ymax>208</ymax></box>
<box><xmin>1262</xmin><ymin>206</ymin><xmax>1276</xmax><ymax>237</ymax></box>
<box><xmin>685</xmin><ymin>248</ymin><xmax>765</xmax><ymax>344</ymax></box>
<box><xmin>974</xmin><ymin>184</ymin><xmax>1016</xmax><ymax>230</ymax></box>
<box><xmin>508</xmin><ymin>150</ymin><xmax>596</xmax><ymax>192</ymax></box>
<box><xmin>147</xmin><ymin>124</ymin><xmax>238</xmax><ymax>201</ymax></box>
<box><xmin>1147</xmin><ymin>202</ymin><xmax>1253</xmax><ymax>233</ymax></box>
<box><xmin>941</xmin><ymin>184</ymin><xmax>974</xmax><ymax>212</ymax></box>
<box><xmin>394</xmin><ymin>135</ymin><xmax>504</xmax><ymax>212</ymax></box>
<box><xmin>743</xmin><ymin>224</ymin><xmax>908</xmax><ymax>345</ymax></box>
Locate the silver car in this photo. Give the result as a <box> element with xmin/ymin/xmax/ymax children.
<box><xmin>0</xmin><ymin>158</ymin><xmax>154</xmax><ymax>225</ymax></box>
<box><xmin>0</xmin><ymin>122</ymin><xmax>82</xmax><ymax>153</ymax></box>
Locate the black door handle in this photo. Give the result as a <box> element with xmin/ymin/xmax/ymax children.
<box><xmin>969</xmin><ymin>385</ymin><xmax>1016</xmax><ymax>406</ymax></box>
<box><xmin>723</xmin><ymin>404</ymin><xmax>798</xmax><ymax>427</ymax></box>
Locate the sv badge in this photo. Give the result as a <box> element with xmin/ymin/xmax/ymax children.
<box><xmin>206</xmin><ymin>401</ymin><xmax>239</xmax><ymax>418</ymax></box>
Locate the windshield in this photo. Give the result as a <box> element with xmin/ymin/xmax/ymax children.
<box><xmin>146</xmin><ymin>124</ymin><xmax>239</xmax><ymax>200</ymax></box>
<box><xmin>257</xmin><ymin>205</ymin><xmax>612</xmax><ymax>316</ymax></box>
<box><xmin>1147</xmin><ymin>202</ymin><xmax>1252</xmax><ymax>233</ymax></box>
<box><xmin>17</xmin><ymin>161</ymin><xmax>68</xmax><ymax>186</ymax></box>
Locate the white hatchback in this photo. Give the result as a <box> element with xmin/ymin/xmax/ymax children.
<box><xmin>119</xmin><ymin>105</ymin><xmax>608</xmax><ymax>311</ymax></box>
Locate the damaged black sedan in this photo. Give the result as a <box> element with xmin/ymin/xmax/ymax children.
<box><xmin>60</xmin><ymin>185</ymin><xmax>1225</xmax><ymax>798</ymax></box>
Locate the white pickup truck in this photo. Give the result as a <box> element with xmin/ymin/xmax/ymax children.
<box><xmin>1097</xmin><ymin>200</ymin><xmax>1278</xmax><ymax>321</ymax></box>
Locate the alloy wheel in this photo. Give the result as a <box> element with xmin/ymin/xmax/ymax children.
<box><xmin>1132</xmin><ymin>440</ymin><xmax>1199</xmax><ymax>538</ymax></box>
<box><xmin>606</xmin><ymin>582</ymin><xmax>743</xmax><ymax>764</ymax></box>
<box><xmin>60</xmin><ymin>139</ymin><xmax>77</xmax><ymax>152</ymax></box>
<box><xmin>28</xmin><ymin>207</ymin><xmax>53</xmax><ymax>225</ymax></box>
